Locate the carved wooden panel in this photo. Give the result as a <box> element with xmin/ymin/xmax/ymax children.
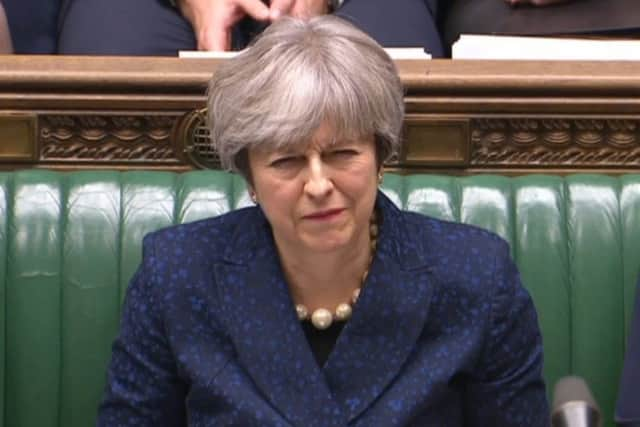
<box><xmin>0</xmin><ymin>114</ymin><xmax>37</xmax><ymax>161</ymax></box>
<box><xmin>2</xmin><ymin>56</ymin><xmax>640</xmax><ymax>172</ymax></box>
<box><xmin>39</xmin><ymin>114</ymin><xmax>183</xmax><ymax>164</ymax></box>
<box><xmin>402</xmin><ymin>118</ymin><xmax>469</xmax><ymax>166</ymax></box>
<box><xmin>471</xmin><ymin>118</ymin><xmax>640</xmax><ymax>167</ymax></box>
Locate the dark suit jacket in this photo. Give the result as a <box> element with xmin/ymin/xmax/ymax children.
<box><xmin>616</xmin><ymin>278</ymin><xmax>640</xmax><ymax>426</ymax></box>
<box><xmin>98</xmin><ymin>192</ymin><xmax>548</xmax><ymax>426</ymax></box>
<box><xmin>3</xmin><ymin>0</ymin><xmax>61</xmax><ymax>53</ymax></box>
<box><xmin>441</xmin><ymin>0</ymin><xmax>640</xmax><ymax>51</ymax></box>
<box><xmin>56</xmin><ymin>0</ymin><xmax>443</xmax><ymax>56</ymax></box>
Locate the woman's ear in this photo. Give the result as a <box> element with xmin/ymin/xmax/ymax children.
<box><xmin>248</xmin><ymin>187</ymin><xmax>258</xmax><ymax>204</ymax></box>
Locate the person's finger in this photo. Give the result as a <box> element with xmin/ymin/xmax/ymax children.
<box><xmin>236</xmin><ymin>0</ymin><xmax>271</xmax><ymax>20</ymax></box>
<box><xmin>195</xmin><ymin>1</ymin><xmax>233</xmax><ymax>51</ymax></box>
<box><xmin>508</xmin><ymin>0</ymin><xmax>571</xmax><ymax>5</ymax></box>
<box><xmin>201</xmin><ymin>24</ymin><xmax>231</xmax><ymax>51</ymax></box>
<box><xmin>530</xmin><ymin>0</ymin><xmax>570</xmax><ymax>5</ymax></box>
<box><xmin>289</xmin><ymin>0</ymin><xmax>328</xmax><ymax>18</ymax></box>
<box><xmin>198</xmin><ymin>0</ymin><xmax>266</xmax><ymax>51</ymax></box>
<box><xmin>269</xmin><ymin>0</ymin><xmax>295</xmax><ymax>20</ymax></box>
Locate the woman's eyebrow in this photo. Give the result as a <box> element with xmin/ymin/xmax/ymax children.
<box><xmin>271</xmin><ymin>147</ymin><xmax>303</xmax><ymax>157</ymax></box>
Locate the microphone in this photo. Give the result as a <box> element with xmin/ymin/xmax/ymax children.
<box><xmin>551</xmin><ymin>376</ymin><xmax>602</xmax><ymax>427</ymax></box>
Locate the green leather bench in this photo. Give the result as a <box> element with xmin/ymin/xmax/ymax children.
<box><xmin>2</xmin><ymin>170</ymin><xmax>639</xmax><ymax>427</ymax></box>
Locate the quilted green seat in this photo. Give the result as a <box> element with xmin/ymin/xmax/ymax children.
<box><xmin>1</xmin><ymin>170</ymin><xmax>639</xmax><ymax>427</ymax></box>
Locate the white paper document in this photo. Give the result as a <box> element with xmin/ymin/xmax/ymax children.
<box><xmin>179</xmin><ymin>47</ymin><xmax>431</xmax><ymax>60</ymax></box>
<box><xmin>452</xmin><ymin>34</ymin><xmax>640</xmax><ymax>61</ymax></box>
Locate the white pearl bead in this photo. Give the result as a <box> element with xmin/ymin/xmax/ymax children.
<box><xmin>311</xmin><ymin>308</ymin><xmax>333</xmax><ymax>330</ymax></box>
<box><xmin>295</xmin><ymin>304</ymin><xmax>309</xmax><ymax>320</ymax></box>
<box><xmin>293</xmin><ymin>214</ymin><xmax>377</xmax><ymax>330</ymax></box>
<box><xmin>352</xmin><ymin>288</ymin><xmax>361</xmax><ymax>304</ymax></box>
<box><xmin>361</xmin><ymin>269</ymin><xmax>369</xmax><ymax>283</ymax></box>
<box><xmin>335</xmin><ymin>303</ymin><xmax>352</xmax><ymax>321</ymax></box>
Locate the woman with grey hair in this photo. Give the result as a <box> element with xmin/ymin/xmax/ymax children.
<box><xmin>98</xmin><ymin>16</ymin><xmax>548</xmax><ymax>426</ymax></box>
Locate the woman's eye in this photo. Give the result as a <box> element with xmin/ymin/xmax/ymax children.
<box><xmin>330</xmin><ymin>149</ymin><xmax>358</xmax><ymax>157</ymax></box>
<box><xmin>270</xmin><ymin>156</ymin><xmax>298</xmax><ymax>168</ymax></box>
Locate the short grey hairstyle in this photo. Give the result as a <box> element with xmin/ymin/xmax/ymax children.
<box><xmin>207</xmin><ymin>15</ymin><xmax>404</xmax><ymax>177</ymax></box>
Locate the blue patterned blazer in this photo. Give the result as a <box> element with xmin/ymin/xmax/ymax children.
<box><xmin>98</xmin><ymin>192</ymin><xmax>548</xmax><ymax>426</ymax></box>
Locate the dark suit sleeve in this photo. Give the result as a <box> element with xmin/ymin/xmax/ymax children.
<box><xmin>464</xmin><ymin>240</ymin><xmax>549</xmax><ymax>426</ymax></box>
<box><xmin>97</xmin><ymin>234</ymin><xmax>187</xmax><ymax>427</ymax></box>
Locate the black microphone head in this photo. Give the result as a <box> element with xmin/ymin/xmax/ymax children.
<box><xmin>552</xmin><ymin>376</ymin><xmax>602</xmax><ymax>427</ymax></box>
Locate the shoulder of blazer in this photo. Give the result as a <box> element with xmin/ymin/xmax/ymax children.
<box><xmin>142</xmin><ymin>206</ymin><xmax>263</xmax><ymax>264</ymax></box>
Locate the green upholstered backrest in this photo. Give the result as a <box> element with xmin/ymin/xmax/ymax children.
<box><xmin>1</xmin><ymin>170</ymin><xmax>639</xmax><ymax>427</ymax></box>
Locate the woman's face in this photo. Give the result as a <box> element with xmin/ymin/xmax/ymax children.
<box><xmin>248</xmin><ymin>122</ymin><xmax>379</xmax><ymax>255</ymax></box>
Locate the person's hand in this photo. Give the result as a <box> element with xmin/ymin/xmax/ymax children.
<box><xmin>177</xmin><ymin>0</ymin><xmax>329</xmax><ymax>51</ymax></box>
<box><xmin>505</xmin><ymin>0</ymin><xmax>571</xmax><ymax>6</ymax></box>
<box><xmin>177</xmin><ymin>0</ymin><xmax>269</xmax><ymax>51</ymax></box>
<box><xmin>284</xmin><ymin>0</ymin><xmax>329</xmax><ymax>20</ymax></box>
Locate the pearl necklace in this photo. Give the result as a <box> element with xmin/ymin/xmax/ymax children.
<box><xmin>295</xmin><ymin>213</ymin><xmax>378</xmax><ymax>330</ymax></box>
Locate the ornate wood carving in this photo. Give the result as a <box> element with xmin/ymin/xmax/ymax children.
<box><xmin>2</xmin><ymin>56</ymin><xmax>640</xmax><ymax>172</ymax></box>
<box><xmin>471</xmin><ymin>118</ymin><xmax>640</xmax><ymax>167</ymax></box>
<box><xmin>39</xmin><ymin>114</ymin><xmax>182</xmax><ymax>164</ymax></box>
<box><xmin>177</xmin><ymin>108</ymin><xmax>222</xmax><ymax>170</ymax></box>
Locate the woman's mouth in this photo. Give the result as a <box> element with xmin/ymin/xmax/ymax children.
<box><xmin>303</xmin><ymin>208</ymin><xmax>345</xmax><ymax>221</ymax></box>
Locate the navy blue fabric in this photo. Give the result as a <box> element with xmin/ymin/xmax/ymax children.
<box><xmin>57</xmin><ymin>0</ymin><xmax>443</xmax><ymax>57</ymax></box>
<box><xmin>3</xmin><ymin>0</ymin><xmax>60</xmax><ymax>53</ymax></box>
<box><xmin>616</xmin><ymin>278</ymin><xmax>640</xmax><ymax>425</ymax></box>
<box><xmin>98</xmin><ymin>192</ymin><xmax>548</xmax><ymax>426</ymax></box>
<box><xmin>58</xmin><ymin>0</ymin><xmax>196</xmax><ymax>56</ymax></box>
<box><xmin>336</xmin><ymin>0</ymin><xmax>443</xmax><ymax>57</ymax></box>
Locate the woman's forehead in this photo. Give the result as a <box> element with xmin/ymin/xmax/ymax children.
<box><xmin>251</xmin><ymin>120</ymin><xmax>368</xmax><ymax>150</ymax></box>
<box><xmin>264</xmin><ymin>133</ymin><xmax>372</xmax><ymax>155</ymax></box>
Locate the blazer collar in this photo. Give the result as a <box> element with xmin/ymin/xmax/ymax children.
<box><xmin>215</xmin><ymin>192</ymin><xmax>436</xmax><ymax>425</ymax></box>
<box><xmin>217</xmin><ymin>210</ymin><xmax>344</xmax><ymax>426</ymax></box>
<box><xmin>322</xmin><ymin>193</ymin><xmax>436</xmax><ymax>421</ymax></box>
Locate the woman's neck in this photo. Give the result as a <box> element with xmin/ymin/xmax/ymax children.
<box><xmin>276</xmin><ymin>233</ymin><xmax>372</xmax><ymax>312</ymax></box>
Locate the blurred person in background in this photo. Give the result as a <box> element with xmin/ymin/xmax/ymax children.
<box><xmin>441</xmin><ymin>0</ymin><xmax>640</xmax><ymax>55</ymax></box>
<box><xmin>56</xmin><ymin>0</ymin><xmax>444</xmax><ymax>57</ymax></box>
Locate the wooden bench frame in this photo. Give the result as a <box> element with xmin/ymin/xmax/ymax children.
<box><xmin>1</xmin><ymin>55</ymin><xmax>639</xmax><ymax>174</ymax></box>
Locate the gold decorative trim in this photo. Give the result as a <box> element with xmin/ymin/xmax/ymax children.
<box><xmin>402</xmin><ymin>118</ymin><xmax>469</xmax><ymax>166</ymax></box>
<box><xmin>471</xmin><ymin>118</ymin><xmax>640</xmax><ymax>166</ymax></box>
<box><xmin>0</xmin><ymin>114</ymin><xmax>37</xmax><ymax>161</ymax></box>
<box><xmin>39</xmin><ymin>114</ymin><xmax>181</xmax><ymax>163</ymax></box>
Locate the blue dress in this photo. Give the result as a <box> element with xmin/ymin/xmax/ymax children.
<box><xmin>98</xmin><ymin>191</ymin><xmax>548</xmax><ymax>426</ymax></box>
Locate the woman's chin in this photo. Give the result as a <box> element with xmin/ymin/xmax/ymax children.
<box><xmin>299</xmin><ymin>233</ymin><xmax>353</xmax><ymax>254</ymax></box>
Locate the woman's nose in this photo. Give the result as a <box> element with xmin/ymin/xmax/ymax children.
<box><xmin>304</xmin><ymin>158</ymin><xmax>333</xmax><ymax>198</ymax></box>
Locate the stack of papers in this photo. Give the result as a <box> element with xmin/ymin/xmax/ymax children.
<box><xmin>179</xmin><ymin>47</ymin><xmax>431</xmax><ymax>60</ymax></box>
<box><xmin>452</xmin><ymin>34</ymin><xmax>640</xmax><ymax>61</ymax></box>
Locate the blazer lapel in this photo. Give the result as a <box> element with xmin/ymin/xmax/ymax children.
<box><xmin>322</xmin><ymin>194</ymin><xmax>437</xmax><ymax>422</ymax></box>
<box><xmin>214</xmin><ymin>209</ymin><xmax>346</xmax><ymax>427</ymax></box>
